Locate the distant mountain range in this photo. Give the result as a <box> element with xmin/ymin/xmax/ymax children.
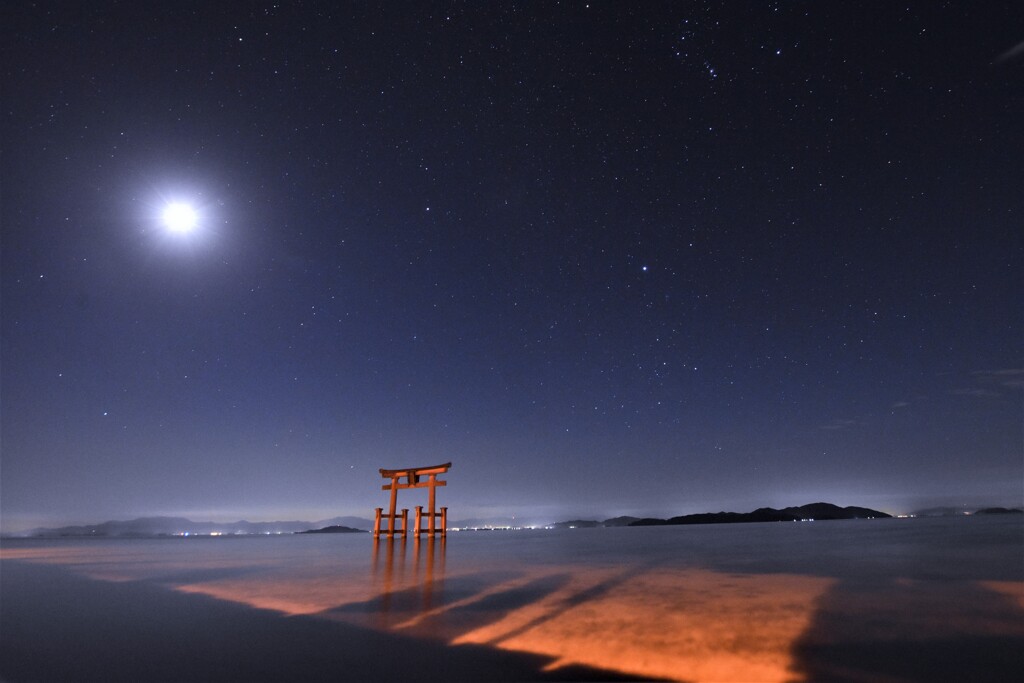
<box><xmin>633</xmin><ymin>502</ymin><xmax>890</xmax><ymax>525</ymax></box>
<box><xmin>975</xmin><ymin>507</ymin><xmax>1023</xmax><ymax>515</ymax></box>
<box><xmin>447</xmin><ymin>517</ymin><xmax>537</xmax><ymax>529</ymax></box>
<box><xmin>553</xmin><ymin>503</ymin><xmax>891</xmax><ymax>528</ymax></box>
<box><xmin>550</xmin><ymin>517</ymin><xmax>640</xmax><ymax>529</ymax></box>
<box><xmin>17</xmin><ymin>516</ymin><xmax>375</xmax><ymax>538</ymax></box>
<box><xmin>17</xmin><ymin>502</ymin><xmax>1018</xmax><ymax>538</ymax></box>
<box><xmin>14</xmin><ymin>515</ymin><xmax>539</xmax><ymax>537</ymax></box>
<box><xmin>912</xmin><ymin>506</ymin><xmax>1023</xmax><ymax>517</ymax></box>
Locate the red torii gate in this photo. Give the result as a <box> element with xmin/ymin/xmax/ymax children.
<box><xmin>374</xmin><ymin>462</ymin><xmax>451</xmax><ymax>538</ymax></box>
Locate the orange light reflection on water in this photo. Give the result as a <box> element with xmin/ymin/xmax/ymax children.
<box><xmin>447</xmin><ymin>567</ymin><xmax>834</xmax><ymax>682</ymax></box>
<box><xmin>0</xmin><ymin>538</ymin><xmax>833</xmax><ymax>681</ymax></box>
<box><xmin>5</xmin><ymin>535</ymin><xmax>1022</xmax><ymax>682</ymax></box>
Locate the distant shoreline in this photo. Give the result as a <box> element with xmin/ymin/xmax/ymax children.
<box><xmin>549</xmin><ymin>503</ymin><xmax>1020</xmax><ymax>530</ymax></box>
<box><xmin>7</xmin><ymin>503</ymin><xmax>1020</xmax><ymax>539</ymax></box>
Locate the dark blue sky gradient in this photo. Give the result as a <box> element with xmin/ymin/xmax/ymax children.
<box><xmin>2</xmin><ymin>2</ymin><xmax>1021</xmax><ymax>531</ymax></box>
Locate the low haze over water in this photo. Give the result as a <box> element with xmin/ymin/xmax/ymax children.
<box><xmin>3</xmin><ymin>516</ymin><xmax>1021</xmax><ymax>681</ymax></box>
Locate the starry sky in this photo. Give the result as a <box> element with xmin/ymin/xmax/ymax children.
<box><xmin>2</xmin><ymin>2</ymin><xmax>1021</xmax><ymax>532</ymax></box>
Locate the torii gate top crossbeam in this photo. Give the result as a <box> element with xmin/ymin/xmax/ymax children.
<box><xmin>379</xmin><ymin>462</ymin><xmax>451</xmax><ymax>490</ymax></box>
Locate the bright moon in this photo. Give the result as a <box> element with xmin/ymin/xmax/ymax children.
<box><xmin>162</xmin><ymin>203</ymin><xmax>197</xmax><ymax>233</ymax></box>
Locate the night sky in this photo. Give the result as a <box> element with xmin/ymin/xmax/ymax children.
<box><xmin>2</xmin><ymin>2</ymin><xmax>1021</xmax><ymax>533</ymax></box>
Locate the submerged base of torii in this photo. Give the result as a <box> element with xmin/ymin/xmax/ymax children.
<box><xmin>374</xmin><ymin>462</ymin><xmax>451</xmax><ymax>538</ymax></box>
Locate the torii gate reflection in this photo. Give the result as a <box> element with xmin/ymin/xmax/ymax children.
<box><xmin>371</xmin><ymin>533</ymin><xmax>446</xmax><ymax>630</ymax></box>
<box><xmin>374</xmin><ymin>462</ymin><xmax>451</xmax><ymax>538</ymax></box>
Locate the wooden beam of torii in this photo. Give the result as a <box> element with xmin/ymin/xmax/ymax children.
<box><xmin>374</xmin><ymin>462</ymin><xmax>451</xmax><ymax>538</ymax></box>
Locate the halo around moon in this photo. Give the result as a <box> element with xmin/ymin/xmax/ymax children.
<box><xmin>162</xmin><ymin>202</ymin><xmax>198</xmax><ymax>233</ymax></box>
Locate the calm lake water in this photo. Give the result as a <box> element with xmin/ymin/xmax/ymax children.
<box><xmin>2</xmin><ymin>516</ymin><xmax>1022</xmax><ymax>682</ymax></box>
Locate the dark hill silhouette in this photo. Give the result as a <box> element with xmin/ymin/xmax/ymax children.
<box><xmin>602</xmin><ymin>516</ymin><xmax>640</xmax><ymax>527</ymax></box>
<box><xmin>782</xmin><ymin>503</ymin><xmax>887</xmax><ymax>520</ymax></box>
<box><xmin>629</xmin><ymin>502</ymin><xmax>890</xmax><ymax>527</ymax></box>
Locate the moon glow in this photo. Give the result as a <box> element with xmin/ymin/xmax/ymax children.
<box><xmin>162</xmin><ymin>203</ymin><xmax>198</xmax><ymax>233</ymax></box>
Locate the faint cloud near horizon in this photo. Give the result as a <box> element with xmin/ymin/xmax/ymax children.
<box><xmin>818</xmin><ymin>418</ymin><xmax>858</xmax><ymax>431</ymax></box>
<box><xmin>993</xmin><ymin>40</ymin><xmax>1024</xmax><ymax>64</ymax></box>
<box><xmin>981</xmin><ymin>368</ymin><xmax>1024</xmax><ymax>388</ymax></box>
<box><xmin>958</xmin><ymin>368</ymin><xmax>1024</xmax><ymax>398</ymax></box>
<box><xmin>950</xmin><ymin>388</ymin><xmax>1002</xmax><ymax>398</ymax></box>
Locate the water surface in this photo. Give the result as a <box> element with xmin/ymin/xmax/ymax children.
<box><xmin>3</xmin><ymin>516</ymin><xmax>1021</xmax><ymax>681</ymax></box>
